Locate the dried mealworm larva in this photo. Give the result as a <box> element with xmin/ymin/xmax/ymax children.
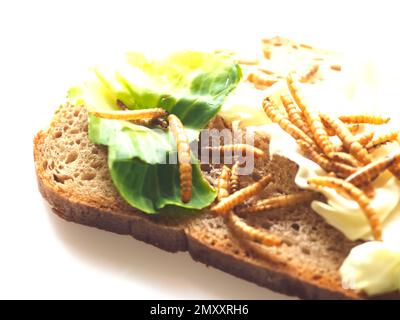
<box><xmin>308</xmin><ymin>177</ymin><xmax>382</xmax><ymax>240</ymax></box>
<box><xmin>125</xmin><ymin>117</ymin><xmax>168</xmax><ymax>128</ymax></box>
<box><xmin>355</xmin><ymin>131</ymin><xmax>374</xmax><ymax>146</ymax></box>
<box><xmin>211</xmin><ymin>175</ymin><xmax>273</xmax><ymax>215</ymax></box>
<box><xmin>366</xmin><ymin>131</ymin><xmax>399</xmax><ymax>151</ymax></box>
<box><xmin>226</xmin><ymin>212</ymin><xmax>282</xmax><ymax>246</ymax></box>
<box><xmin>263</xmin><ymin>97</ymin><xmax>315</xmax><ymax>146</ymax></box>
<box><xmin>168</xmin><ymin>114</ymin><xmax>192</xmax><ymax>203</ymax></box>
<box><xmin>280</xmin><ymin>94</ymin><xmax>314</xmax><ymax>139</ymax></box>
<box><xmin>235</xmin><ymin>191</ymin><xmax>317</xmax><ymax>214</ymax></box>
<box><xmin>346</xmin><ymin>124</ymin><xmax>361</xmax><ymax>134</ymax></box>
<box><xmin>323</xmin><ymin>122</ymin><xmax>360</xmax><ymax>136</ymax></box>
<box><xmin>205</xmin><ymin>144</ymin><xmax>265</xmax><ymax>159</ymax></box>
<box><xmin>247</xmin><ymin>71</ymin><xmax>278</xmax><ymax>89</ymax></box>
<box><xmin>299</xmin><ymin>43</ymin><xmax>313</xmax><ymax>49</ymax></box>
<box><xmin>262</xmin><ymin>46</ymin><xmax>272</xmax><ymax>59</ymax></box>
<box><xmin>330</xmin><ymin>64</ymin><xmax>342</xmax><ymax>71</ymax></box>
<box><xmin>90</xmin><ymin>108</ymin><xmax>168</xmax><ymax>120</ymax></box>
<box><xmin>286</xmin><ymin>75</ymin><xmax>334</xmax><ymax>157</ymax></box>
<box><xmin>115</xmin><ymin>100</ymin><xmax>168</xmax><ymax>128</ymax></box>
<box><xmin>230</xmin><ymin>161</ymin><xmax>241</xmax><ymax>193</ymax></box>
<box><xmin>297</xmin><ymin>140</ymin><xmax>356</xmax><ymax>177</ymax></box>
<box><xmin>331</xmin><ymin>152</ymin><xmax>361</xmax><ymax>168</ymax></box>
<box><xmin>320</xmin><ymin>113</ymin><xmax>372</xmax><ymax>164</ymax></box>
<box><xmin>389</xmin><ymin>162</ymin><xmax>400</xmax><ymax>180</ymax></box>
<box><xmin>339</xmin><ymin>114</ymin><xmax>390</xmax><ymax>125</ymax></box>
<box><xmin>299</xmin><ymin>64</ymin><xmax>319</xmax><ymax>83</ymax></box>
<box><xmin>323</xmin><ymin>124</ymin><xmax>336</xmax><ymax>137</ymax></box>
<box><xmin>361</xmin><ymin>184</ymin><xmax>376</xmax><ymax>199</ymax></box>
<box><xmin>345</xmin><ymin>154</ymin><xmax>399</xmax><ymax>187</ymax></box>
<box><xmin>217</xmin><ymin>166</ymin><xmax>231</xmax><ymax>201</ymax></box>
<box><xmin>258</xmin><ymin>67</ymin><xmax>275</xmax><ymax>76</ymax></box>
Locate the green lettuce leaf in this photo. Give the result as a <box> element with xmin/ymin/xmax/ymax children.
<box><xmin>84</xmin><ymin>51</ymin><xmax>242</xmax><ymax>129</ymax></box>
<box><xmin>109</xmin><ymin>159</ymin><xmax>216</xmax><ymax>213</ymax></box>
<box><xmin>72</xmin><ymin>51</ymin><xmax>241</xmax><ymax>214</ymax></box>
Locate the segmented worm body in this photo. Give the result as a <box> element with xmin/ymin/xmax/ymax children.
<box><xmin>217</xmin><ymin>166</ymin><xmax>232</xmax><ymax>201</ymax></box>
<box><xmin>226</xmin><ymin>212</ymin><xmax>282</xmax><ymax>246</ymax></box>
<box><xmin>212</xmin><ymin>175</ymin><xmax>273</xmax><ymax>215</ymax></box>
<box><xmin>90</xmin><ymin>108</ymin><xmax>167</xmax><ymax>121</ymax></box>
<box><xmin>168</xmin><ymin>114</ymin><xmax>192</xmax><ymax>203</ymax></box>
<box><xmin>235</xmin><ymin>191</ymin><xmax>317</xmax><ymax>214</ymax></box>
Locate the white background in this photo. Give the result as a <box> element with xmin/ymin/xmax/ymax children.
<box><xmin>0</xmin><ymin>0</ymin><xmax>399</xmax><ymax>299</ymax></box>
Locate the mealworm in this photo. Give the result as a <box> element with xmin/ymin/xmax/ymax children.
<box><xmin>127</xmin><ymin>117</ymin><xmax>168</xmax><ymax>128</ymax></box>
<box><xmin>230</xmin><ymin>161</ymin><xmax>241</xmax><ymax>193</ymax></box>
<box><xmin>389</xmin><ymin>162</ymin><xmax>400</xmax><ymax>180</ymax></box>
<box><xmin>297</xmin><ymin>140</ymin><xmax>356</xmax><ymax>177</ymax></box>
<box><xmin>323</xmin><ymin>122</ymin><xmax>360</xmax><ymax>136</ymax></box>
<box><xmin>235</xmin><ymin>191</ymin><xmax>317</xmax><ymax>214</ymax></box>
<box><xmin>366</xmin><ymin>131</ymin><xmax>399</xmax><ymax>151</ymax></box>
<box><xmin>217</xmin><ymin>166</ymin><xmax>232</xmax><ymax>201</ymax></box>
<box><xmin>331</xmin><ymin>152</ymin><xmax>361</xmax><ymax>168</ymax></box>
<box><xmin>355</xmin><ymin>131</ymin><xmax>374</xmax><ymax>146</ymax></box>
<box><xmin>330</xmin><ymin>64</ymin><xmax>342</xmax><ymax>71</ymax></box>
<box><xmin>345</xmin><ymin>154</ymin><xmax>399</xmax><ymax>187</ymax></box>
<box><xmin>280</xmin><ymin>94</ymin><xmax>314</xmax><ymax>140</ymax></box>
<box><xmin>90</xmin><ymin>108</ymin><xmax>168</xmax><ymax>120</ymax></box>
<box><xmin>237</xmin><ymin>57</ymin><xmax>259</xmax><ymax>65</ymax></box>
<box><xmin>168</xmin><ymin>114</ymin><xmax>192</xmax><ymax>203</ymax></box>
<box><xmin>347</xmin><ymin>124</ymin><xmax>361</xmax><ymax>134</ymax></box>
<box><xmin>299</xmin><ymin>64</ymin><xmax>319</xmax><ymax>83</ymax></box>
<box><xmin>247</xmin><ymin>71</ymin><xmax>278</xmax><ymax>89</ymax></box>
<box><xmin>226</xmin><ymin>212</ymin><xmax>282</xmax><ymax>246</ymax></box>
<box><xmin>361</xmin><ymin>184</ymin><xmax>376</xmax><ymax>199</ymax></box>
<box><xmin>205</xmin><ymin>144</ymin><xmax>265</xmax><ymax>160</ymax></box>
<box><xmin>258</xmin><ymin>67</ymin><xmax>275</xmax><ymax>76</ymax></box>
<box><xmin>262</xmin><ymin>45</ymin><xmax>272</xmax><ymax>59</ymax></box>
<box><xmin>320</xmin><ymin>113</ymin><xmax>372</xmax><ymax>164</ymax></box>
<box><xmin>263</xmin><ymin>97</ymin><xmax>315</xmax><ymax>146</ymax></box>
<box><xmin>115</xmin><ymin>99</ymin><xmax>168</xmax><ymax>128</ymax></box>
<box><xmin>287</xmin><ymin>75</ymin><xmax>334</xmax><ymax>157</ymax></box>
<box><xmin>339</xmin><ymin>114</ymin><xmax>390</xmax><ymax>125</ymax></box>
<box><xmin>211</xmin><ymin>175</ymin><xmax>273</xmax><ymax>215</ymax></box>
<box><xmin>107</xmin><ymin>102</ymin><xmax>166</xmax><ymax>128</ymax></box>
<box><xmin>308</xmin><ymin>177</ymin><xmax>382</xmax><ymax>240</ymax></box>
<box><xmin>299</xmin><ymin>43</ymin><xmax>313</xmax><ymax>49</ymax></box>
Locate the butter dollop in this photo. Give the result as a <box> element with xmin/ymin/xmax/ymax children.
<box><xmin>340</xmin><ymin>240</ymin><xmax>400</xmax><ymax>296</ymax></box>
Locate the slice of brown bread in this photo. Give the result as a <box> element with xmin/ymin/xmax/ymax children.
<box><xmin>34</xmin><ymin>103</ymin><xmax>377</xmax><ymax>300</ymax></box>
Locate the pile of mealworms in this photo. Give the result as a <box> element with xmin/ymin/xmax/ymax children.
<box><xmin>260</xmin><ymin>73</ymin><xmax>400</xmax><ymax>241</ymax></box>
